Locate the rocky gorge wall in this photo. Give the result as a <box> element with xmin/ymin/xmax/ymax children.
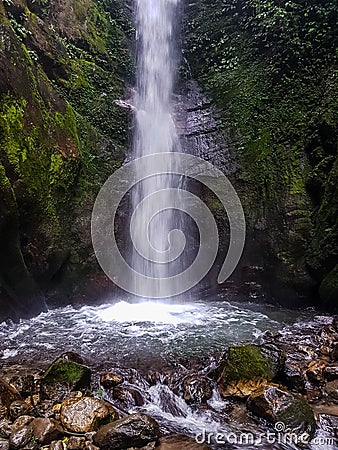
<box><xmin>0</xmin><ymin>0</ymin><xmax>132</xmax><ymax>319</ymax></box>
<box><xmin>183</xmin><ymin>0</ymin><xmax>338</xmax><ymax>310</ymax></box>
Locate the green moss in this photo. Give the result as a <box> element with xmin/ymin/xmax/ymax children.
<box><xmin>277</xmin><ymin>398</ymin><xmax>315</xmax><ymax>431</ymax></box>
<box><xmin>43</xmin><ymin>360</ymin><xmax>91</xmax><ymax>386</ymax></box>
<box><xmin>218</xmin><ymin>345</ymin><xmax>273</xmax><ymax>384</ymax></box>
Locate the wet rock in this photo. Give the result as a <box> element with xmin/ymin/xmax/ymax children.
<box><xmin>9</xmin><ymin>424</ymin><xmax>33</xmax><ymax>449</ymax></box>
<box><xmin>247</xmin><ymin>385</ymin><xmax>316</xmax><ymax>437</ymax></box>
<box><xmin>34</xmin><ymin>400</ymin><xmax>55</xmax><ymax>418</ymax></box>
<box><xmin>49</xmin><ymin>441</ymin><xmax>65</xmax><ymax>450</ymax></box>
<box><xmin>112</xmin><ymin>386</ymin><xmax>145</xmax><ymax>410</ymax></box>
<box><xmin>331</xmin><ymin>343</ymin><xmax>338</xmax><ymax>361</ymax></box>
<box><xmin>84</xmin><ymin>445</ymin><xmax>99</xmax><ymax>450</ymax></box>
<box><xmin>324</xmin><ymin>364</ymin><xmax>338</xmax><ymax>380</ymax></box>
<box><xmin>0</xmin><ymin>439</ymin><xmax>9</xmax><ymax>450</ymax></box>
<box><xmin>155</xmin><ymin>435</ymin><xmax>210</xmax><ymax>449</ymax></box>
<box><xmin>65</xmin><ymin>436</ymin><xmax>86</xmax><ymax>449</ymax></box>
<box><xmin>283</xmin><ymin>362</ymin><xmax>306</xmax><ymax>392</ymax></box>
<box><xmin>325</xmin><ymin>380</ymin><xmax>338</xmax><ymax>401</ymax></box>
<box><xmin>9</xmin><ymin>376</ymin><xmax>35</xmax><ymax>398</ymax></box>
<box><xmin>182</xmin><ymin>376</ymin><xmax>212</xmax><ymax>404</ymax></box>
<box><xmin>0</xmin><ymin>419</ymin><xmax>12</xmax><ymax>439</ymax></box>
<box><xmin>29</xmin><ymin>418</ymin><xmax>64</xmax><ymax>445</ymax></box>
<box><xmin>307</xmin><ymin>360</ymin><xmax>326</xmax><ymax>383</ymax></box>
<box><xmin>41</xmin><ymin>357</ymin><xmax>91</xmax><ymax>401</ymax></box>
<box><xmin>60</xmin><ymin>397</ymin><xmax>118</xmax><ymax>433</ymax></box>
<box><xmin>93</xmin><ymin>413</ymin><xmax>160</xmax><ymax>449</ymax></box>
<box><xmin>100</xmin><ymin>373</ymin><xmax>124</xmax><ymax>389</ymax></box>
<box><xmin>9</xmin><ymin>400</ymin><xmax>31</xmax><ymax>420</ymax></box>
<box><xmin>0</xmin><ymin>379</ymin><xmax>21</xmax><ymax>409</ymax></box>
<box><xmin>59</xmin><ymin>352</ymin><xmax>85</xmax><ymax>365</ymax></box>
<box><xmin>214</xmin><ymin>345</ymin><xmax>284</xmax><ymax>397</ymax></box>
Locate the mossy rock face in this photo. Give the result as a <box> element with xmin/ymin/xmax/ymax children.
<box><xmin>214</xmin><ymin>345</ymin><xmax>285</xmax><ymax>398</ymax></box>
<box><xmin>41</xmin><ymin>358</ymin><xmax>91</xmax><ymax>401</ymax></box>
<box><xmin>247</xmin><ymin>385</ymin><xmax>316</xmax><ymax>439</ymax></box>
<box><xmin>319</xmin><ymin>265</ymin><xmax>338</xmax><ymax>311</ymax></box>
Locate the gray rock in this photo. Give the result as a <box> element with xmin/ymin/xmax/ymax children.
<box><xmin>182</xmin><ymin>375</ymin><xmax>212</xmax><ymax>404</ymax></box>
<box><xmin>93</xmin><ymin>413</ymin><xmax>160</xmax><ymax>449</ymax></box>
<box><xmin>9</xmin><ymin>425</ymin><xmax>33</xmax><ymax>449</ymax></box>
<box><xmin>100</xmin><ymin>372</ymin><xmax>124</xmax><ymax>389</ymax></box>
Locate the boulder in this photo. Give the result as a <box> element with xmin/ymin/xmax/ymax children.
<box><xmin>41</xmin><ymin>356</ymin><xmax>91</xmax><ymax>401</ymax></box>
<box><xmin>324</xmin><ymin>364</ymin><xmax>338</xmax><ymax>380</ymax></box>
<box><xmin>100</xmin><ymin>373</ymin><xmax>124</xmax><ymax>389</ymax></box>
<box><xmin>60</xmin><ymin>397</ymin><xmax>118</xmax><ymax>433</ymax></box>
<box><xmin>9</xmin><ymin>417</ymin><xmax>63</xmax><ymax>448</ymax></box>
<box><xmin>247</xmin><ymin>385</ymin><xmax>316</xmax><ymax>437</ymax></box>
<box><xmin>213</xmin><ymin>345</ymin><xmax>284</xmax><ymax>397</ymax></box>
<box><xmin>29</xmin><ymin>418</ymin><xmax>64</xmax><ymax>445</ymax></box>
<box><xmin>93</xmin><ymin>413</ymin><xmax>160</xmax><ymax>449</ymax></box>
<box><xmin>182</xmin><ymin>376</ymin><xmax>212</xmax><ymax>404</ymax></box>
<box><xmin>155</xmin><ymin>435</ymin><xmax>210</xmax><ymax>449</ymax></box>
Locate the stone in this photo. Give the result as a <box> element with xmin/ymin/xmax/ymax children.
<box><xmin>112</xmin><ymin>386</ymin><xmax>145</xmax><ymax>410</ymax></box>
<box><xmin>0</xmin><ymin>419</ymin><xmax>12</xmax><ymax>439</ymax></box>
<box><xmin>93</xmin><ymin>413</ymin><xmax>160</xmax><ymax>449</ymax></box>
<box><xmin>100</xmin><ymin>373</ymin><xmax>124</xmax><ymax>389</ymax></box>
<box><xmin>247</xmin><ymin>385</ymin><xmax>316</xmax><ymax>437</ymax></box>
<box><xmin>66</xmin><ymin>436</ymin><xmax>86</xmax><ymax>449</ymax></box>
<box><xmin>331</xmin><ymin>343</ymin><xmax>338</xmax><ymax>361</ymax></box>
<box><xmin>213</xmin><ymin>344</ymin><xmax>284</xmax><ymax>397</ymax></box>
<box><xmin>0</xmin><ymin>379</ymin><xmax>21</xmax><ymax>409</ymax></box>
<box><xmin>307</xmin><ymin>360</ymin><xmax>326</xmax><ymax>383</ymax></box>
<box><xmin>324</xmin><ymin>364</ymin><xmax>338</xmax><ymax>380</ymax></box>
<box><xmin>9</xmin><ymin>400</ymin><xmax>31</xmax><ymax>420</ymax></box>
<box><xmin>29</xmin><ymin>418</ymin><xmax>64</xmax><ymax>445</ymax></box>
<box><xmin>155</xmin><ymin>435</ymin><xmax>210</xmax><ymax>449</ymax></box>
<box><xmin>182</xmin><ymin>376</ymin><xmax>212</xmax><ymax>404</ymax></box>
<box><xmin>0</xmin><ymin>439</ymin><xmax>9</xmax><ymax>450</ymax></box>
<box><xmin>325</xmin><ymin>380</ymin><xmax>338</xmax><ymax>401</ymax></box>
<box><xmin>34</xmin><ymin>400</ymin><xmax>55</xmax><ymax>418</ymax></box>
<box><xmin>9</xmin><ymin>425</ymin><xmax>33</xmax><ymax>449</ymax></box>
<box><xmin>41</xmin><ymin>357</ymin><xmax>91</xmax><ymax>401</ymax></box>
<box><xmin>60</xmin><ymin>397</ymin><xmax>118</xmax><ymax>433</ymax></box>
<box><xmin>9</xmin><ymin>376</ymin><xmax>35</xmax><ymax>398</ymax></box>
<box><xmin>84</xmin><ymin>445</ymin><xmax>99</xmax><ymax>450</ymax></box>
<box><xmin>49</xmin><ymin>441</ymin><xmax>65</xmax><ymax>450</ymax></box>
<box><xmin>283</xmin><ymin>362</ymin><xmax>306</xmax><ymax>392</ymax></box>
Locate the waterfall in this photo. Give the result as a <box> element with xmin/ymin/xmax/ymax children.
<box><xmin>130</xmin><ymin>0</ymin><xmax>184</xmax><ymax>298</ymax></box>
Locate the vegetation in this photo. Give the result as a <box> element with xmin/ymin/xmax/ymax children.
<box><xmin>185</xmin><ymin>0</ymin><xmax>338</xmax><ymax>306</ymax></box>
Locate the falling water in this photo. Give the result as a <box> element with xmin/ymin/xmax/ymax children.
<box><xmin>130</xmin><ymin>0</ymin><xmax>184</xmax><ymax>298</ymax></box>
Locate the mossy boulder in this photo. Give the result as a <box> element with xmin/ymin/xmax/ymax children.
<box><xmin>41</xmin><ymin>357</ymin><xmax>91</xmax><ymax>400</ymax></box>
<box><xmin>319</xmin><ymin>264</ymin><xmax>338</xmax><ymax>311</ymax></box>
<box><xmin>213</xmin><ymin>344</ymin><xmax>285</xmax><ymax>398</ymax></box>
<box><xmin>247</xmin><ymin>385</ymin><xmax>316</xmax><ymax>438</ymax></box>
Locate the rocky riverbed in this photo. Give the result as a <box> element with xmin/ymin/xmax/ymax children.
<box><xmin>0</xmin><ymin>315</ymin><xmax>337</xmax><ymax>450</ymax></box>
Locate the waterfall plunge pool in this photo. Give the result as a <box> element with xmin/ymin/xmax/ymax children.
<box><xmin>0</xmin><ymin>297</ymin><xmax>315</xmax><ymax>370</ymax></box>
